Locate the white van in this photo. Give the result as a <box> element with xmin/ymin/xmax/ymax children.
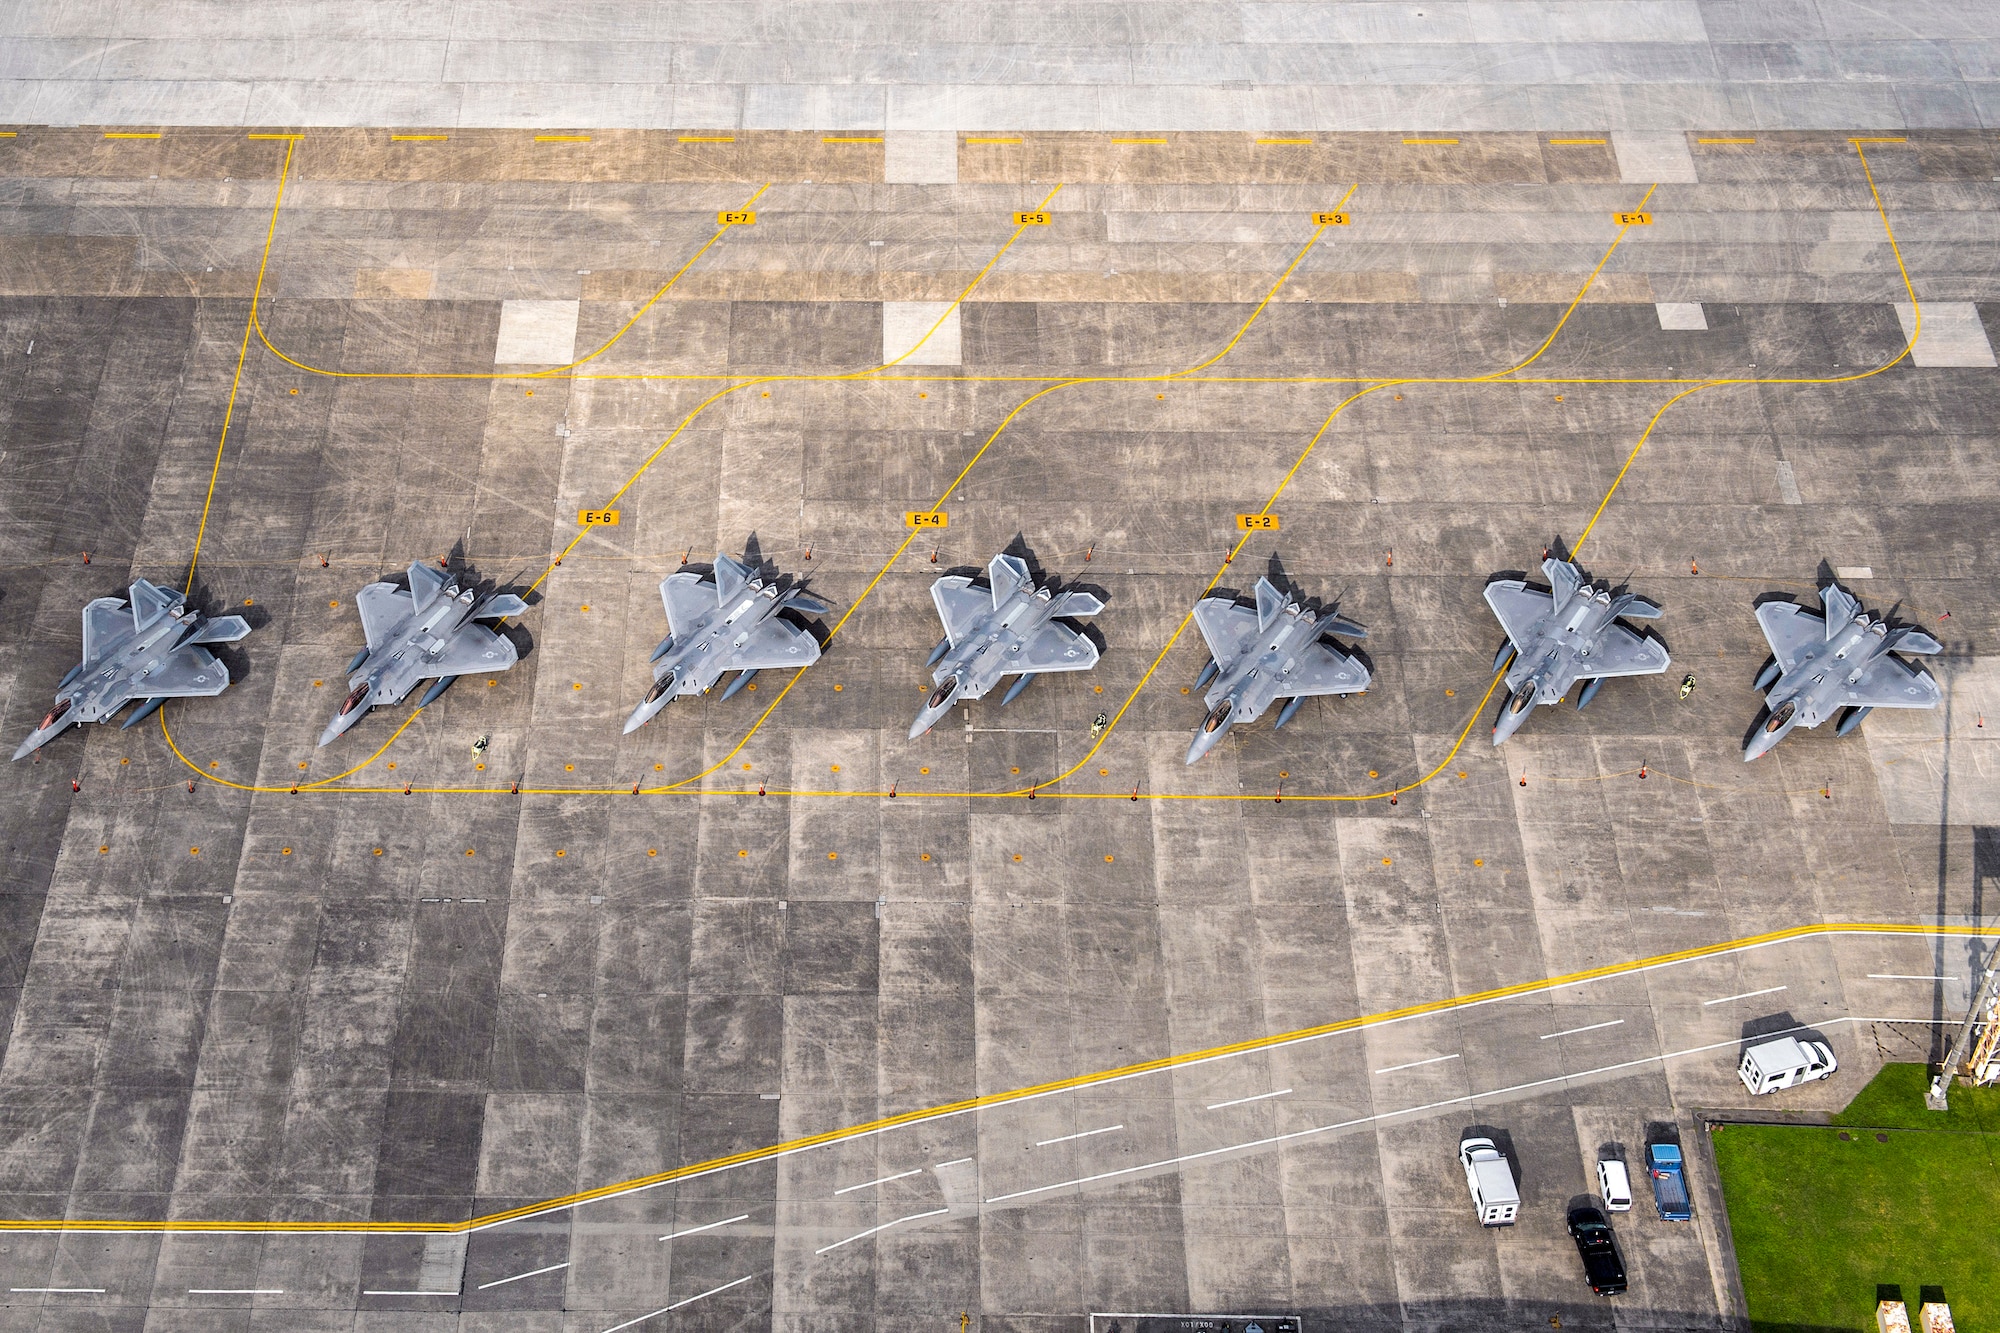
<box><xmin>1596</xmin><ymin>1157</ymin><xmax>1633</xmax><ymax>1212</ymax></box>
<box><xmin>1738</xmin><ymin>1036</ymin><xmax>1838</xmax><ymax>1095</ymax></box>
<box><xmin>1460</xmin><ymin>1136</ymin><xmax>1519</xmax><ymax>1226</ymax></box>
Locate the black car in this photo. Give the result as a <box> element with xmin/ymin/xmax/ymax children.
<box><xmin>1566</xmin><ymin>1205</ymin><xmax>1628</xmax><ymax>1295</ymax></box>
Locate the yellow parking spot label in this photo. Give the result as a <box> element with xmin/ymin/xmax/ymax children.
<box><xmin>718</xmin><ymin>210</ymin><xmax>756</xmax><ymax>225</ymax></box>
<box><xmin>1314</xmin><ymin>211</ymin><xmax>1351</xmax><ymax>226</ymax></box>
<box><xmin>1615</xmin><ymin>211</ymin><xmax>1653</xmax><ymax>226</ymax></box>
<box><xmin>1014</xmin><ymin>211</ymin><xmax>1050</xmax><ymax>226</ymax></box>
<box><xmin>1236</xmin><ymin>514</ymin><xmax>1281</xmax><ymax>531</ymax></box>
<box><xmin>906</xmin><ymin>511</ymin><xmax>949</xmax><ymax>529</ymax></box>
<box><xmin>579</xmin><ymin>509</ymin><xmax>621</xmax><ymax>526</ymax></box>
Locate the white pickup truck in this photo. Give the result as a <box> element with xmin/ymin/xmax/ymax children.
<box><xmin>1460</xmin><ymin>1135</ymin><xmax>1520</xmax><ymax>1226</ymax></box>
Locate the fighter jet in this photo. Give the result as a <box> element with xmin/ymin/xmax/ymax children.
<box><xmin>1484</xmin><ymin>553</ymin><xmax>1671</xmax><ymax>745</ymax></box>
<box><xmin>622</xmin><ymin>550</ymin><xmax>827</xmax><ymax>734</ymax></box>
<box><xmin>13</xmin><ymin>579</ymin><xmax>251</xmax><ymax>760</ymax></box>
<box><xmin>910</xmin><ymin>552</ymin><xmax>1104</xmax><ymax>738</ymax></box>
<box><xmin>1185</xmin><ymin>577</ymin><xmax>1369</xmax><ymax>765</ymax></box>
<box><xmin>1744</xmin><ymin>580</ymin><xmax>1941</xmax><ymax>761</ymax></box>
<box><xmin>319</xmin><ymin>562</ymin><xmax>527</xmax><ymax>747</ymax></box>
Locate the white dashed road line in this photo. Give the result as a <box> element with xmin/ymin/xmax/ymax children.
<box><xmin>1206</xmin><ymin>1088</ymin><xmax>1292</xmax><ymax>1110</ymax></box>
<box><xmin>1702</xmin><ymin>985</ymin><xmax>1787</xmax><ymax>1005</ymax></box>
<box><xmin>1373</xmin><ymin>1053</ymin><xmax>1459</xmax><ymax>1074</ymax></box>
<box><xmin>1034</xmin><ymin>1124</ymin><xmax>1122</xmax><ymax>1147</ymax></box>
<box><xmin>1540</xmin><ymin>1020</ymin><xmax>1625</xmax><ymax>1040</ymax></box>
<box><xmin>658</xmin><ymin>1213</ymin><xmax>749</xmax><ymax>1242</ymax></box>
<box><xmin>476</xmin><ymin>1262</ymin><xmax>569</xmax><ymax>1290</ymax></box>
<box><xmin>815</xmin><ymin>1207</ymin><xmax>952</xmax><ymax>1256</ymax></box>
<box><xmin>834</xmin><ymin>1168</ymin><xmax>924</xmax><ymax>1195</ymax></box>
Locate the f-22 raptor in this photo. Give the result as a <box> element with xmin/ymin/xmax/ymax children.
<box><xmin>319</xmin><ymin>562</ymin><xmax>527</xmax><ymax>747</ymax></box>
<box><xmin>14</xmin><ymin>579</ymin><xmax>251</xmax><ymax>759</ymax></box>
<box><xmin>1484</xmin><ymin>553</ymin><xmax>1671</xmax><ymax>745</ymax></box>
<box><xmin>1744</xmin><ymin>579</ymin><xmax>1941</xmax><ymax>761</ymax></box>
<box><xmin>1185</xmin><ymin>576</ymin><xmax>1369</xmax><ymax>765</ymax></box>
<box><xmin>623</xmin><ymin>550</ymin><xmax>827</xmax><ymax>734</ymax></box>
<box><xmin>910</xmin><ymin>552</ymin><xmax>1104</xmax><ymax>738</ymax></box>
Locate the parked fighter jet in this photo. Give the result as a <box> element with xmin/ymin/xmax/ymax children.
<box><xmin>1185</xmin><ymin>577</ymin><xmax>1369</xmax><ymax>765</ymax></box>
<box><xmin>1485</xmin><ymin>553</ymin><xmax>1671</xmax><ymax>745</ymax></box>
<box><xmin>623</xmin><ymin>550</ymin><xmax>826</xmax><ymax>734</ymax></box>
<box><xmin>319</xmin><ymin>562</ymin><xmax>526</xmax><ymax>746</ymax></box>
<box><xmin>1744</xmin><ymin>580</ymin><xmax>1941</xmax><ymax>761</ymax></box>
<box><xmin>13</xmin><ymin>579</ymin><xmax>251</xmax><ymax>759</ymax></box>
<box><xmin>910</xmin><ymin>552</ymin><xmax>1104</xmax><ymax>738</ymax></box>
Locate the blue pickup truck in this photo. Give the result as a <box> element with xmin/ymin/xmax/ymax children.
<box><xmin>1647</xmin><ymin>1143</ymin><xmax>1692</xmax><ymax>1221</ymax></box>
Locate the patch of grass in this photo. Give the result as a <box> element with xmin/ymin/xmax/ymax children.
<box><xmin>1714</xmin><ymin>1064</ymin><xmax>2000</xmax><ymax>1333</ymax></box>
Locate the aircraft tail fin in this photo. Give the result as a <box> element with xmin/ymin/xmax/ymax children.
<box><xmin>1819</xmin><ymin>583</ymin><xmax>1860</xmax><ymax>636</ymax></box>
<box><xmin>713</xmin><ymin>554</ymin><xmax>751</xmax><ymax>602</ymax></box>
<box><xmin>475</xmin><ymin>593</ymin><xmax>528</xmax><ymax>621</ymax></box>
<box><xmin>1254</xmin><ymin>578</ymin><xmax>1286</xmax><ymax>630</ymax></box>
<box><xmin>407</xmin><ymin>562</ymin><xmax>447</xmax><ymax>609</ymax></box>
<box><xmin>1050</xmin><ymin>589</ymin><xmax>1104</xmax><ymax>619</ymax></box>
<box><xmin>987</xmin><ymin>553</ymin><xmax>1031</xmax><ymax>608</ymax></box>
<box><xmin>1608</xmin><ymin>593</ymin><xmax>1663</xmax><ymax>620</ymax></box>
<box><xmin>127</xmin><ymin>579</ymin><xmax>181</xmax><ymax>629</ymax></box>
<box><xmin>187</xmin><ymin>615</ymin><xmax>251</xmax><ymax>645</ymax></box>
<box><xmin>1888</xmin><ymin>627</ymin><xmax>1943</xmax><ymax>655</ymax></box>
<box><xmin>1543</xmin><ymin>557</ymin><xmax>1583</xmax><ymax>606</ymax></box>
<box><xmin>1316</xmin><ymin>610</ymin><xmax>1367</xmax><ymax>640</ymax></box>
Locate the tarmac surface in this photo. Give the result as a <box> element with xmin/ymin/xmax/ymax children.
<box><xmin>0</xmin><ymin>127</ymin><xmax>1997</xmax><ymax>1331</ymax></box>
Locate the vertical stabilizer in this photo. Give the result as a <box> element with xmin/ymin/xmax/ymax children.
<box><xmin>1819</xmin><ymin>583</ymin><xmax>1860</xmax><ymax>636</ymax></box>
<box><xmin>987</xmin><ymin>554</ymin><xmax>1030</xmax><ymax>607</ymax></box>
<box><xmin>1254</xmin><ymin>578</ymin><xmax>1286</xmax><ymax>630</ymax></box>
<box><xmin>127</xmin><ymin>580</ymin><xmax>179</xmax><ymax>629</ymax></box>
<box><xmin>1543</xmin><ymin>558</ymin><xmax>1583</xmax><ymax>607</ymax></box>
<box><xmin>713</xmin><ymin>554</ymin><xmax>751</xmax><ymax>602</ymax></box>
<box><xmin>407</xmin><ymin>562</ymin><xmax>447</xmax><ymax>609</ymax></box>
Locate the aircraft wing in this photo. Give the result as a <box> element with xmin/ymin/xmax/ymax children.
<box><xmin>1013</xmin><ymin>621</ymin><xmax>1098</xmax><ymax>673</ymax></box>
<box><xmin>1278</xmin><ymin>643</ymin><xmax>1369</xmax><ymax>697</ymax></box>
<box><xmin>356</xmin><ymin>583</ymin><xmax>409</xmax><ymax>651</ymax></box>
<box><xmin>661</xmin><ymin>573</ymin><xmax>712</xmax><ymax>638</ymax></box>
<box><xmin>1755</xmin><ymin>601</ymin><xmax>1822</xmax><ymax>673</ymax></box>
<box><xmin>81</xmin><ymin>597</ymin><xmax>129</xmax><ymax>661</ymax></box>
<box><xmin>722</xmin><ymin>617</ymin><xmax>820</xmax><ymax>672</ymax></box>
<box><xmin>137</xmin><ymin>647</ymin><xmax>231</xmax><ymax>698</ymax></box>
<box><xmin>931</xmin><ymin>576</ymin><xmax>989</xmax><ymax>644</ymax></box>
<box><xmin>1841</xmin><ymin>658</ymin><xmax>1942</xmax><ymax>710</ymax></box>
<box><xmin>1585</xmin><ymin>623</ymin><xmax>1671</xmax><ymax>678</ymax></box>
<box><xmin>1484</xmin><ymin>581</ymin><xmax>1548</xmax><ymax>648</ymax></box>
<box><xmin>1192</xmin><ymin>598</ymin><xmax>1259</xmax><ymax>664</ymax></box>
<box><xmin>427</xmin><ymin>625</ymin><xmax>517</xmax><ymax>677</ymax></box>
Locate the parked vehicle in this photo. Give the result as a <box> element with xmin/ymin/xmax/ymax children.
<box><xmin>1738</xmin><ymin>1035</ymin><xmax>1838</xmax><ymax>1095</ymax></box>
<box><xmin>1647</xmin><ymin>1142</ymin><xmax>1691</xmax><ymax>1221</ymax></box>
<box><xmin>1596</xmin><ymin>1156</ymin><xmax>1633</xmax><ymax>1212</ymax></box>
<box><xmin>1566</xmin><ymin>1205</ymin><xmax>1628</xmax><ymax>1295</ymax></box>
<box><xmin>1459</xmin><ymin>1135</ymin><xmax>1519</xmax><ymax>1226</ymax></box>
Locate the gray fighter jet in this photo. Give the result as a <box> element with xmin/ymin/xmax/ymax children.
<box><xmin>910</xmin><ymin>552</ymin><xmax>1104</xmax><ymax>738</ymax></box>
<box><xmin>622</xmin><ymin>550</ymin><xmax>827</xmax><ymax>734</ymax></box>
<box><xmin>1485</xmin><ymin>554</ymin><xmax>1671</xmax><ymax>745</ymax></box>
<box><xmin>318</xmin><ymin>562</ymin><xmax>526</xmax><ymax>747</ymax></box>
<box><xmin>13</xmin><ymin>579</ymin><xmax>251</xmax><ymax>760</ymax></box>
<box><xmin>1185</xmin><ymin>577</ymin><xmax>1369</xmax><ymax>765</ymax></box>
<box><xmin>1744</xmin><ymin>580</ymin><xmax>1941</xmax><ymax>761</ymax></box>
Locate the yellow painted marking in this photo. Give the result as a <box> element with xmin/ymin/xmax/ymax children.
<box><xmin>1258</xmin><ymin>138</ymin><xmax>1313</xmax><ymax>145</ymax></box>
<box><xmin>717</xmin><ymin>210</ymin><xmax>756</xmax><ymax>226</ymax></box>
<box><xmin>1403</xmin><ymin>138</ymin><xmax>1457</xmax><ymax>145</ymax></box>
<box><xmin>10</xmin><ymin>921</ymin><xmax>1991</xmax><ymax>1234</ymax></box>
<box><xmin>0</xmin><ymin>132</ymin><xmax>18</xmax><ymax>138</ymax></box>
<box><xmin>822</xmin><ymin>136</ymin><xmax>882</xmax><ymax>143</ymax></box>
<box><xmin>391</xmin><ymin>134</ymin><xmax>446</xmax><ymax>142</ymax></box>
<box><xmin>1548</xmin><ymin>138</ymin><xmax>1606</xmax><ymax>145</ymax></box>
<box><xmin>680</xmin><ymin>135</ymin><xmax>735</xmax><ymax>143</ymax></box>
<box><xmin>1013</xmin><ymin>210</ymin><xmax>1050</xmax><ymax>225</ymax></box>
<box><xmin>1235</xmin><ymin>513</ymin><xmax>1281</xmax><ymax>531</ymax></box>
<box><xmin>1313</xmin><ymin>211</ymin><xmax>1350</xmax><ymax>226</ymax></box>
<box><xmin>103</xmin><ymin>132</ymin><xmax>161</xmax><ymax>139</ymax></box>
<box><xmin>966</xmin><ymin>137</ymin><xmax>1022</xmax><ymax>144</ymax></box>
<box><xmin>1113</xmin><ymin>138</ymin><xmax>1167</xmax><ymax>145</ymax></box>
<box><xmin>905</xmin><ymin>511</ymin><xmax>948</xmax><ymax>530</ymax></box>
<box><xmin>577</xmin><ymin>509</ymin><xmax>620</xmax><ymax>527</ymax></box>
<box><xmin>535</xmin><ymin>134</ymin><xmax>590</xmax><ymax>142</ymax></box>
<box><xmin>1699</xmin><ymin>138</ymin><xmax>1756</xmax><ymax>145</ymax></box>
<box><xmin>1615</xmin><ymin>211</ymin><xmax>1653</xmax><ymax>225</ymax></box>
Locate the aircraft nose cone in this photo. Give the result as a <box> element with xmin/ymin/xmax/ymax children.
<box><xmin>11</xmin><ymin>734</ymin><xmax>43</xmax><ymax>762</ymax></box>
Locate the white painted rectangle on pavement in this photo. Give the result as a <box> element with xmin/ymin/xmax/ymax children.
<box><xmin>1656</xmin><ymin>301</ymin><xmax>1706</xmax><ymax>330</ymax></box>
<box><xmin>1893</xmin><ymin>302</ymin><xmax>1998</xmax><ymax>367</ymax></box>
<box><xmin>494</xmin><ymin>298</ymin><xmax>580</xmax><ymax>365</ymax></box>
<box><xmin>882</xmin><ymin>300</ymin><xmax>961</xmax><ymax>366</ymax></box>
<box><xmin>1614</xmin><ymin>133</ymin><xmax>1697</xmax><ymax>184</ymax></box>
<box><xmin>1835</xmin><ymin>566</ymin><xmax>1873</xmax><ymax>579</ymax></box>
